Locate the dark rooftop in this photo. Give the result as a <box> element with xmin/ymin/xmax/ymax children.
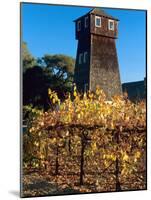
<box><xmin>122</xmin><ymin>79</ymin><xmax>146</xmax><ymax>101</ymax></box>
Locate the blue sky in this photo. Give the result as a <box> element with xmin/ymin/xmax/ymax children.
<box><xmin>22</xmin><ymin>3</ymin><xmax>146</xmax><ymax>83</ymax></box>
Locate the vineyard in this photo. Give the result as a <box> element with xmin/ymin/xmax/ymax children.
<box><xmin>22</xmin><ymin>87</ymin><xmax>146</xmax><ymax>197</ymax></box>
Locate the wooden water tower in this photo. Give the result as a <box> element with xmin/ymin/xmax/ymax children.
<box><xmin>74</xmin><ymin>8</ymin><xmax>122</xmax><ymax>98</ymax></box>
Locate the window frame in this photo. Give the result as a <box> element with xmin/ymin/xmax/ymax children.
<box><xmin>95</xmin><ymin>16</ymin><xmax>101</xmax><ymax>27</ymax></box>
<box><xmin>108</xmin><ymin>19</ymin><xmax>114</xmax><ymax>31</ymax></box>
<box><xmin>77</xmin><ymin>20</ymin><xmax>81</xmax><ymax>31</ymax></box>
<box><xmin>84</xmin><ymin>83</ymin><xmax>88</xmax><ymax>93</ymax></box>
<box><xmin>84</xmin><ymin>16</ymin><xmax>89</xmax><ymax>28</ymax></box>
<box><xmin>83</xmin><ymin>51</ymin><xmax>88</xmax><ymax>63</ymax></box>
<box><xmin>79</xmin><ymin>53</ymin><xmax>83</xmax><ymax>64</ymax></box>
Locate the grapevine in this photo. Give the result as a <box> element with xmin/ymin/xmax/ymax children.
<box><xmin>23</xmin><ymin>86</ymin><xmax>146</xmax><ymax>196</ymax></box>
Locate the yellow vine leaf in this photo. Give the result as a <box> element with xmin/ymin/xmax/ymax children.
<box><xmin>104</xmin><ymin>160</ymin><xmax>110</xmax><ymax>168</ymax></box>
<box><xmin>122</xmin><ymin>153</ymin><xmax>129</xmax><ymax>161</ymax></box>
<box><xmin>135</xmin><ymin>151</ymin><xmax>141</xmax><ymax>159</ymax></box>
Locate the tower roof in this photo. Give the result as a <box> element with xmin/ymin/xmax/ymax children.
<box><xmin>74</xmin><ymin>8</ymin><xmax>119</xmax><ymax>22</ymax></box>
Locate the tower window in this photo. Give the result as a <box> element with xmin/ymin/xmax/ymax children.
<box><xmin>108</xmin><ymin>19</ymin><xmax>114</xmax><ymax>30</ymax></box>
<box><xmin>85</xmin><ymin>16</ymin><xmax>88</xmax><ymax>28</ymax></box>
<box><xmin>95</xmin><ymin>16</ymin><xmax>101</xmax><ymax>27</ymax></box>
<box><xmin>84</xmin><ymin>83</ymin><xmax>88</xmax><ymax>92</ymax></box>
<box><xmin>77</xmin><ymin>20</ymin><xmax>81</xmax><ymax>31</ymax></box>
<box><xmin>83</xmin><ymin>52</ymin><xmax>88</xmax><ymax>63</ymax></box>
<box><xmin>79</xmin><ymin>53</ymin><xmax>83</xmax><ymax>64</ymax></box>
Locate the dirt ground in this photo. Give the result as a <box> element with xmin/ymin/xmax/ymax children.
<box><xmin>21</xmin><ymin>169</ymin><xmax>146</xmax><ymax>197</ymax></box>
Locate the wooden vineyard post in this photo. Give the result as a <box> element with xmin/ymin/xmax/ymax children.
<box><xmin>79</xmin><ymin>129</ymin><xmax>91</xmax><ymax>185</ymax></box>
<box><xmin>55</xmin><ymin>144</ymin><xmax>59</xmax><ymax>175</ymax></box>
<box><xmin>44</xmin><ymin>139</ymin><xmax>48</xmax><ymax>170</ymax></box>
<box><xmin>115</xmin><ymin>129</ymin><xmax>121</xmax><ymax>191</ymax></box>
<box><xmin>38</xmin><ymin>135</ymin><xmax>41</xmax><ymax>171</ymax></box>
<box><xmin>80</xmin><ymin>134</ymin><xmax>85</xmax><ymax>185</ymax></box>
<box><xmin>115</xmin><ymin>156</ymin><xmax>121</xmax><ymax>191</ymax></box>
<box><xmin>68</xmin><ymin>129</ymin><xmax>71</xmax><ymax>154</ymax></box>
<box><xmin>68</xmin><ymin>136</ymin><xmax>71</xmax><ymax>153</ymax></box>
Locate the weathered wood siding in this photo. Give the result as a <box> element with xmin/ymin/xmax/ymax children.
<box><xmin>75</xmin><ymin>15</ymin><xmax>90</xmax><ymax>40</ymax></box>
<box><xmin>90</xmin><ymin>14</ymin><xmax>118</xmax><ymax>38</ymax></box>
<box><xmin>74</xmin><ymin>9</ymin><xmax>122</xmax><ymax>98</ymax></box>
<box><xmin>90</xmin><ymin>35</ymin><xmax>122</xmax><ymax>98</ymax></box>
<box><xmin>74</xmin><ymin>36</ymin><xmax>91</xmax><ymax>92</ymax></box>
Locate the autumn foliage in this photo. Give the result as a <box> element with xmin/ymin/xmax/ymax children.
<box><xmin>23</xmin><ymin>86</ymin><xmax>146</xmax><ymax>196</ymax></box>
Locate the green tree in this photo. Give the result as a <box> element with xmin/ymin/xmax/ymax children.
<box><xmin>41</xmin><ymin>54</ymin><xmax>74</xmax><ymax>83</ymax></box>
<box><xmin>40</xmin><ymin>54</ymin><xmax>75</xmax><ymax>99</ymax></box>
<box><xmin>22</xmin><ymin>42</ymin><xmax>36</xmax><ymax>72</ymax></box>
<box><xmin>23</xmin><ymin>66</ymin><xmax>47</xmax><ymax>108</ymax></box>
<box><xmin>23</xmin><ymin>54</ymin><xmax>75</xmax><ymax>110</ymax></box>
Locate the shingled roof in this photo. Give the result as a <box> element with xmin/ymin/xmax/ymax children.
<box><xmin>74</xmin><ymin>8</ymin><xmax>119</xmax><ymax>22</ymax></box>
